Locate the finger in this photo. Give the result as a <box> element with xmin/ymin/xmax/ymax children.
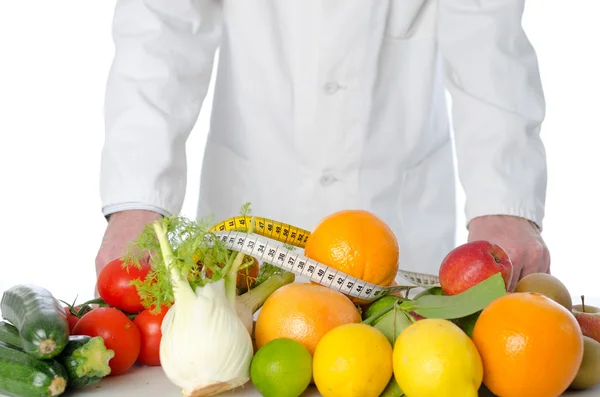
<box><xmin>503</xmin><ymin>247</ymin><xmax>522</xmax><ymax>292</ymax></box>
<box><xmin>541</xmin><ymin>246</ymin><xmax>551</xmax><ymax>274</ymax></box>
<box><xmin>508</xmin><ymin>258</ymin><xmax>523</xmax><ymax>292</ymax></box>
<box><xmin>521</xmin><ymin>246</ymin><xmax>547</xmax><ymax>278</ymax></box>
<box><xmin>509</xmin><ymin>269</ymin><xmax>521</xmax><ymax>292</ymax></box>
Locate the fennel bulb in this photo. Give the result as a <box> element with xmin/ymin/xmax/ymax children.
<box><xmin>152</xmin><ymin>219</ymin><xmax>255</xmax><ymax>397</ymax></box>
<box><xmin>121</xmin><ymin>209</ymin><xmax>295</xmax><ymax>396</ymax></box>
<box><xmin>160</xmin><ymin>278</ymin><xmax>254</xmax><ymax>397</ymax></box>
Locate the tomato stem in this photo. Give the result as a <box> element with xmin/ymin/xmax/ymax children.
<box><xmin>60</xmin><ymin>297</ymin><xmax>108</xmax><ymax>318</ymax></box>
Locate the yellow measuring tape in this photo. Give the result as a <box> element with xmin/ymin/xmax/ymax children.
<box><xmin>208</xmin><ymin>216</ymin><xmax>440</xmax><ymax>301</ymax></box>
<box><xmin>210</xmin><ymin>216</ymin><xmax>311</xmax><ymax>248</ymax></box>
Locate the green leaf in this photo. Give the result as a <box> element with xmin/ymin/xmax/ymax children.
<box><xmin>410</xmin><ymin>273</ymin><xmax>506</xmax><ymax>320</ymax></box>
<box><xmin>372</xmin><ymin>307</ymin><xmax>412</xmax><ymax>345</ymax></box>
<box><xmin>379</xmin><ymin>376</ymin><xmax>404</xmax><ymax>397</ymax></box>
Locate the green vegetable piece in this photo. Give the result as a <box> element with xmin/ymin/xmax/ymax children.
<box><xmin>372</xmin><ymin>307</ymin><xmax>412</xmax><ymax>345</ymax></box>
<box><xmin>59</xmin><ymin>335</ymin><xmax>114</xmax><ymax>387</ymax></box>
<box><xmin>409</xmin><ymin>273</ymin><xmax>506</xmax><ymax>320</ymax></box>
<box><xmin>1</xmin><ymin>284</ymin><xmax>70</xmax><ymax>359</ymax></box>
<box><xmin>0</xmin><ymin>321</ymin><xmax>114</xmax><ymax>388</ymax></box>
<box><xmin>0</xmin><ymin>340</ymin><xmax>68</xmax><ymax>397</ymax></box>
<box><xmin>379</xmin><ymin>377</ymin><xmax>404</xmax><ymax>397</ymax></box>
<box><xmin>0</xmin><ymin>321</ymin><xmax>21</xmax><ymax>348</ymax></box>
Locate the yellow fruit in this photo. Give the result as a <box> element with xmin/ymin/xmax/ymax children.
<box><xmin>313</xmin><ymin>323</ymin><xmax>393</xmax><ymax>397</ymax></box>
<box><xmin>393</xmin><ymin>318</ymin><xmax>483</xmax><ymax>397</ymax></box>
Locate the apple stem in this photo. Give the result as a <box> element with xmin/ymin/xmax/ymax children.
<box><xmin>582</xmin><ymin>295</ymin><xmax>586</xmax><ymax>312</ymax></box>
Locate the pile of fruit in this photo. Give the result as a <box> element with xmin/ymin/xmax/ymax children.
<box><xmin>247</xmin><ymin>210</ymin><xmax>600</xmax><ymax>397</ymax></box>
<box><xmin>1</xmin><ymin>207</ymin><xmax>599</xmax><ymax>397</ymax></box>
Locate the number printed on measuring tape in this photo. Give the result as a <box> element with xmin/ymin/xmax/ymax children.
<box><xmin>203</xmin><ymin>230</ymin><xmax>404</xmax><ymax>300</ymax></box>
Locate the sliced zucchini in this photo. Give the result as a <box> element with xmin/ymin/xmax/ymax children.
<box><xmin>0</xmin><ymin>340</ymin><xmax>68</xmax><ymax>397</ymax></box>
<box><xmin>1</xmin><ymin>284</ymin><xmax>70</xmax><ymax>359</ymax></box>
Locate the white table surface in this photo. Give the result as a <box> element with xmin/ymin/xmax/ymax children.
<box><xmin>67</xmin><ymin>364</ymin><xmax>600</xmax><ymax>397</ymax></box>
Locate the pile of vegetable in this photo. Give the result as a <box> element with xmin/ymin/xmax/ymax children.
<box><xmin>0</xmin><ymin>204</ymin><xmax>295</xmax><ymax>397</ymax></box>
<box><xmin>0</xmin><ymin>284</ymin><xmax>114</xmax><ymax>397</ymax></box>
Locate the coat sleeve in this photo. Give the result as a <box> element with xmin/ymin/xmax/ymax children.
<box><xmin>100</xmin><ymin>0</ymin><xmax>222</xmax><ymax>218</ymax></box>
<box><xmin>437</xmin><ymin>0</ymin><xmax>548</xmax><ymax>229</ymax></box>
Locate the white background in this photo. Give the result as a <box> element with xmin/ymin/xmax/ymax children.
<box><xmin>0</xmin><ymin>1</ymin><xmax>598</xmax><ymax>306</ymax></box>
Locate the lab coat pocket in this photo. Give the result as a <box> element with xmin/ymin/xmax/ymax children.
<box><xmin>384</xmin><ymin>0</ymin><xmax>436</xmax><ymax>40</ymax></box>
<box><xmin>396</xmin><ymin>138</ymin><xmax>456</xmax><ymax>275</ymax></box>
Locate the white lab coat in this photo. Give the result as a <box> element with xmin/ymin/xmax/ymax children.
<box><xmin>100</xmin><ymin>0</ymin><xmax>547</xmax><ymax>277</ymax></box>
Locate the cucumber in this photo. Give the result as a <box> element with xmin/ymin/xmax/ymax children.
<box><xmin>1</xmin><ymin>284</ymin><xmax>70</xmax><ymax>359</ymax></box>
<box><xmin>58</xmin><ymin>335</ymin><xmax>114</xmax><ymax>387</ymax></box>
<box><xmin>0</xmin><ymin>321</ymin><xmax>114</xmax><ymax>388</ymax></box>
<box><xmin>0</xmin><ymin>340</ymin><xmax>68</xmax><ymax>397</ymax></box>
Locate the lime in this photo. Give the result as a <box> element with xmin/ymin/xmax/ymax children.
<box><xmin>250</xmin><ymin>338</ymin><xmax>312</xmax><ymax>397</ymax></box>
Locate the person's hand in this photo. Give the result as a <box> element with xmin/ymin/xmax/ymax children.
<box><xmin>95</xmin><ymin>209</ymin><xmax>163</xmax><ymax>278</ymax></box>
<box><xmin>467</xmin><ymin>215</ymin><xmax>550</xmax><ymax>291</ymax></box>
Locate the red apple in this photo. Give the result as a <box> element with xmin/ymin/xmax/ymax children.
<box><xmin>438</xmin><ymin>240</ymin><xmax>513</xmax><ymax>295</ymax></box>
<box><xmin>573</xmin><ymin>296</ymin><xmax>600</xmax><ymax>344</ymax></box>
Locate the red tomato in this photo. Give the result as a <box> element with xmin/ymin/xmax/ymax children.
<box><xmin>72</xmin><ymin>307</ymin><xmax>141</xmax><ymax>376</ymax></box>
<box><xmin>64</xmin><ymin>307</ymin><xmax>80</xmax><ymax>333</ymax></box>
<box><xmin>97</xmin><ymin>258</ymin><xmax>151</xmax><ymax>313</ymax></box>
<box><xmin>133</xmin><ymin>305</ymin><xmax>169</xmax><ymax>366</ymax></box>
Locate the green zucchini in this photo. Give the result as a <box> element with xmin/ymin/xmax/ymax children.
<box><xmin>0</xmin><ymin>340</ymin><xmax>68</xmax><ymax>397</ymax></box>
<box><xmin>0</xmin><ymin>321</ymin><xmax>20</xmax><ymax>348</ymax></box>
<box><xmin>0</xmin><ymin>321</ymin><xmax>114</xmax><ymax>388</ymax></box>
<box><xmin>1</xmin><ymin>284</ymin><xmax>70</xmax><ymax>359</ymax></box>
<box><xmin>58</xmin><ymin>335</ymin><xmax>114</xmax><ymax>387</ymax></box>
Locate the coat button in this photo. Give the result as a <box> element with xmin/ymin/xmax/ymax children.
<box><xmin>323</xmin><ymin>81</ymin><xmax>341</xmax><ymax>95</ymax></box>
<box><xmin>320</xmin><ymin>173</ymin><xmax>337</xmax><ymax>186</ymax></box>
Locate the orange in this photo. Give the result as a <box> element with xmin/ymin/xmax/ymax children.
<box><xmin>254</xmin><ymin>283</ymin><xmax>361</xmax><ymax>355</ymax></box>
<box><xmin>304</xmin><ymin>209</ymin><xmax>399</xmax><ymax>291</ymax></box>
<box><xmin>472</xmin><ymin>292</ymin><xmax>584</xmax><ymax>397</ymax></box>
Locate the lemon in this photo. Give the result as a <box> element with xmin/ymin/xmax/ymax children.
<box><xmin>250</xmin><ymin>338</ymin><xmax>312</xmax><ymax>397</ymax></box>
<box><xmin>392</xmin><ymin>318</ymin><xmax>483</xmax><ymax>397</ymax></box>
<box><xmin>313</xmin><ymin>323</ymin><xmax>393</xmax><ymax>397</ymax></box>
